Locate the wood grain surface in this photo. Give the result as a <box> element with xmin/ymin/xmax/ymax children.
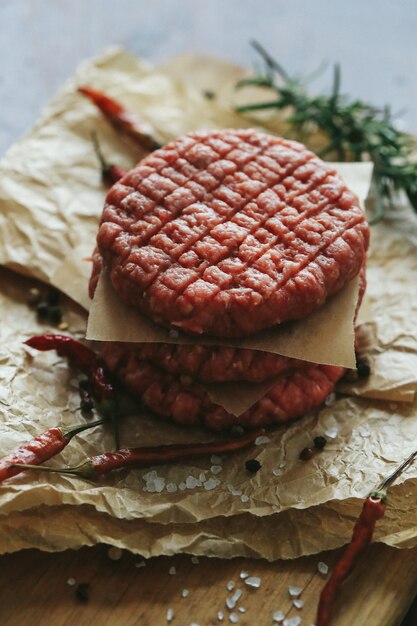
<box><xmin>1</xmin><ymin>544</ymin><xmax>417</xmax><ymax>626</ymax></box>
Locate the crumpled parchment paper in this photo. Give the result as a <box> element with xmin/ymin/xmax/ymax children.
<box><xmin>0</xmin><ymin>48</ymin><xmax>417</xmax><ymax>560</ymax></box>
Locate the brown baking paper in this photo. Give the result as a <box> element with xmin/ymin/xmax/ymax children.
<box><xmin>1</xmin><ymin>49</ymin><xmax>417</xmax><ymax>561</ymax></box>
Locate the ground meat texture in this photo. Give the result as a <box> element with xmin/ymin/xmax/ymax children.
<box><xmin>108</xmin><ymin>342</ymin><xmax>304</xmax><ymax>383</ymax></box>
<box><xmin>96</xmin><ymin>129</ymin><xmax>369</xmax><ymax>337</ymax></box>
<box><xmin>100</xmin><ymin>342</ymin><xmax>345</xmax><ymax>431</ymax></box>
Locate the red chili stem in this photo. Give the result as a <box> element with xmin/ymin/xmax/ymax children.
<box><xmin>91</xmin><ymin>131</ymin><xmax>127</xmax><ymax>185</ymax></box>
<box><xmin>0</xmin><ymin>419</ymin><xmax>105</xmax><ymax>484</ymax></box>
<box><xmin>13</xmin><ymin>428</ymin><xmax>265</xmax><ymax>480</ymax></box>
<box><xmin>316</xmin><ymin>495</ymin><xmax>386</xmax><ymax>626</ymax></box>
<box><xmin>25</xmin><ymin>334</ymin><xmax>114</xmax><ymax>402</ymax></box>
<box><xmin>79</xmin><ymin>86</ymin><xmax>162</xmax><ymax>152</ymax></box>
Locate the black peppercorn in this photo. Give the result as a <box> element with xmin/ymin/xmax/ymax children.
<box><xmin>299</xmin><ymin>447</ymin><xmax>314</xmax><ymax>461</ymax></box>
<box><xmin>75</xmin><ymin>582</ymin><xmax>90</xmax><ymax>603</ymax></box>
<box><xmin>356</xmin><ymin>358</ymin><xmax>371</xmax><ymax>379</ymax></box>
<box><xmin>47</xmin><ymin>306</ymin><xmax>63</xmax><ymax>325</ymax></box>
<box><xmin>36</xmin><ymin>301</ymin><xmax>51</xmax><ymax>322</ymax></box>
<box><xmin>313</xmin><ymin>436</ymin><xmax>327</xmax><ymax>450</ymax></box>
<box><xmin>47</xmin><ymin>287</ymin><xmax>60</xmax><ymax>306</ymax></box>
<box><xmin>245</xmin><ymin>458</ymin><xmax>261</xmax><ymax>473</ymax></box>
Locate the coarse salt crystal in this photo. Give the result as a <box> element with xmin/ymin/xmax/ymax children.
<box><xmin>245</xmin><ymin>576</ymin><xmax>261</xmax><ymax>588</ymax></box>
<box><xmin>186</xmin><ymin>475</ymin><xmax>200</xmax><ymax>489</ymax></box>
<box><xmin>325</xmin><ymin>427</ymin><xmax>338</xmax><ymax>439</ymax></box>
<box><xmin>135</xmin><ymin>560</ymin><xmax>146</xmax><ymax>568</ymax></box>
<box><xmin>217</xmin><ymin>610</ymin><xmax>224</xmax><ymax>621</ymax></box>
<box><xmin>199</xmin><ymin>472</ymin><xmax>206</xmax><ymax>483</ymax></box>
<box><xmin>107</xmin><ymin>547</ymin><xmax>123</xmax><ymax>561</ymax></box>
<box><xmin>283</xmin><ymin>618</ymin><xmax>302</xmax><ymax>626</ymax></box>
<box><xmin>154</xmin><ymin>477</ymin><xmax>166</xmax><ymax>492</ymax></box>
<box><xmin>227</xmin><ymin>589</ymin><xmax>242</xmax><ymax>608</ymax></box>
<box><xmin>240</xmin><ymin>571</ymin><xmax>249</xmax><ymax>579</ymax></box>
<box><xmin>293</xmin><ymin>598</ymin><xmax>303</xmax><ymax>609</ymax></box>
<box><xmin>318</xmin><ymin>561</ymin><xmax>329</xmax><ymax>576</ymax></box>
<box><xmin>255</xmin><ymin>435</ymin><xmax>270</xmax><ymax>446</ymax></box>
<box><xmin>191</xmin><ymin>556</ymin><xmax>199</xmax><ymax>564</ymax></box>
<box><xmin>227</xmin><ymin>581</ymin><xmax>235</xmax><ymax>591</ymax></box>
<box><xmin>229</xmin><ymin>613</ymin><xmax>239</xmax><ymax>623</ymax></box>
<box><xmin>166</xmin><ymin>608</ymin><xmax>174</xmax><ymax>622</ymax></box>
<box><xmin>240</xmin><ymin>495</ymin><xmax>249</xmax><ymax>503</ymax></box>
<box><xmin>67</xmin><ymin>577</ymin><xmax>76</xmax><ymax>586</ymax></box>
<box><xmin>273</xmin><ymin>610</ymin><xmax>284</xmax><ymax>622</ymax></box>
<box><xmin>324</xmin><ymin>392</ymin><xmax>336</xmax><ymax>406</ymax></box>
<box><xmin>288</xmin><ymin>586</ymin><xmax>302</xmax><ymax>597</ymax></box>
<box><xmin>238</xmin><ymin>607</ymin><xmax>246</xmax><ymax>613</ymax></box>
<box><xmin>169</xmin><ymin>566</ymin><xmax>176</xmax><ymax>575</ymax></box>
<box><xmin>166</xmin><ymin>482</ymin><xmax>178</xmax><ymax>493</ymax></box>
<box><xmin>211</xmin><ymin>465</ymin><xmax>223</xmax><ymax>474</ymax></box>
<box><xmin>227</xmin><ymin>485</ymin><xmax>242</xmax><ymax>496</ymax></box>
<box><xmin>204</xmin><ymin>478</ymin><xmax>220</xmax><ymax>490</ymax></box>
<box><xmin>181</xmin><ymin>589</ymin><xmax>189</xmax><ymax>598</ymax></box>
<box><xmin>179</xmin><ymin>481</ymin><xmax>186</xmax><ymax>490</ymax></box>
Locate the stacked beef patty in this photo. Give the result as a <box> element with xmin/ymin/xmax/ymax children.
<box><xmin>90</xmin><ymin>129</ymin><xmax>369</xmax><ymax>430</ymax></box>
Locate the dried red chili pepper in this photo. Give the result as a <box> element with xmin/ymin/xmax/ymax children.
<box><xmin>316</xmin><ymin>493</ymin><xmax>386</xmax><ymax>626</ymax></box>
<box><xmin>317</xmin><ymin>448</ymin><xmax>417</xmax><ymax>626</ymax></box>
<box><xmin>13</xmin><ymin>428</ymin><xmax>264</xmax><ymax>480</ymax></box>
<box><xmin>0</xmin><ymin>420</ymin><xmax>104</xmax><ymax>484</ymax></box>
<box><xmin>79</xmin><ymin>86</ymin><xmax>161</xmax><ymax>152</ymax></box>
<box><xmin>25</xmin><ymin>334</ymin><xmax>114</xmax><ymax>402</ymax></box>
<box><xmin>91</xmin><ymin>131</ymin><xmax>127</xmax><ymax>185</ymax></box>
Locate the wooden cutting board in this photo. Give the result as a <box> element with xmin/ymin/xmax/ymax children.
<box><xmin>1</xmin><ymin>544</ymin><xmax>417</xmax><ymax>626</ymax></box>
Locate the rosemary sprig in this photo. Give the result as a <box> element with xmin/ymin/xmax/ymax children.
<box><xmin>236</xmin><ymin>41</ymin><xmax>417</xmax><ymax>223</ymax></box>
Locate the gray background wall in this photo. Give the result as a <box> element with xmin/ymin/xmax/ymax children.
<box><xmin>1</xmin><ymin>0</ymin><xmax>416</xmax><ymax>155</ymax></box>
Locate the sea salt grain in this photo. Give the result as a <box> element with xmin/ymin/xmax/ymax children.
<box><xmin>199</xmin><ymin>472</ymin><xmax>206</xmax><ymax>483</ymax></box>
<box><xmin>255</xmin><ymin>435</ymin><xmax>270</xmax><ymax>446</ymax></box>
<box><xmin>240</xmin><ymin>571</ymin><xmax>249</xmax><ymax>579</ymax></box>
<box><xmin>204</xmin><ymin>478</ymin><xmax>220</xmax><ymax>490</ymax></box>
<box><xmin>166</xmin><ymin>482</ymin><xmax>178</xmax><ymax>493</ymax></box>
<box><xmin>191</xmin><ymin>556</ymin><xmax>199</xmax><ymax>564</ymax></box>
<box><xmin>135</xmin><ymin>560</ymin><xmax>146</xmax><ymax>568</ymax></box>
<box><xmin>211</xmin><ymin>465</ymin><xmax>223</xmax><ymax>474</ymax></box>
<box><xmin>217</xmin><ymin>611</ymin><xmax>224</xmax><ymax>621</ymax></box>
<box><xmin>229</xmin><ymin>613</ymin><xmax>239</xmax><ymax>623</ymax></box>
<box><xmin>179</xmin><ymin>482</ymin><xmax>186</xmax><ymax>490</ymax></box>
<box><xmin>245</xmin><ymin>576</ymin><xmax>261</xmax><ymax>588</ymax></box>
<box><xmin>181</xmin><ymin>589</ymin><xmax>189</xmax><ymax>598</ymax></box>
<box><xmin>324</xmin><ymin>392</ymin><xmax>336</xmax><ymax>406</ymax></box>
<box><xmin>293</xmin><ymin>598</ymin><xmax>304</xmax><ymax>609</ymax></box>
<box><xmin>67</xmin><ymin>577</ymin><xmax>76</xmax><ymax>586</ymax></box>
<box><xmin>166</xmin><ymin>608</ymin><xmax>174</xmax><ymax>622</ymax></box>
<box><xmin>186</xmin><ymin>475</ymin><xmax>200</xmax><ymax>489</ymax></box>
<box><xmin>318</xmin><ymin>561</ymin><xmax>329</xmax><ymax>576</ymax></box>
<box><xmin>325</xmin><ymin>427</ymin><xmax>339</xmax><ymax>439</ymax></box>
<box><xmin>238</xmin><ymin>607</ymin><xmax>246</xmax><ymax>613</ymax></box>
<box><xmin>288</xmin><ymin>586</ymin><xmax>302</xmax><ymax>597</ymax></box>
<box><xmin>226</xmin><ymin>589</ymin><xmax>242</xmax><ymax>610</ymax></box>
<box><xmin>169</xmin><ymin>566</ymin><xmax>176</xmax><ymax>575</ymax></box>
<box><xmin>227</xmin><ymin>581</ymin><xmax>235</xmax><ymax>591</ymax></box>
<box><xmin>273</xmin><ymin>610</ymin><xmax>284</xmax><ymax>622</ymax></box>
<box><xmin>240</xmin><ymin>495</ymin><xmax>249</xmax><ymax>503</ymax></box>
<box><xmin>283</xmin><ymin>618</ymin><xmax>301</xmax><ymax>626</ymax></box>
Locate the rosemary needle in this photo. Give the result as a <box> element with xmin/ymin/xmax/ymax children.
<box><xmin>236</xmin><ymin>40</ymin><xmax>417</xmax><ymax>223</ymax></box>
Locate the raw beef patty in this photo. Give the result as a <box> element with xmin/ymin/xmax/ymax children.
<box><xmin>101</xmin><ymin>342</ymin><xmax>345</xmax><ymax>431</ymax></box>
<box><xmin>96</xmin><ymin>129</ymin><xmax>369</xmax><ymax>337</ymax></box>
